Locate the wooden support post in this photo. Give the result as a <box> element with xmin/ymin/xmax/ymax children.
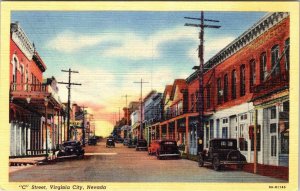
<box><xmin>185</xmin><ymin>117</ymin><xmax>189</xmax><ymax>155</ymax></box>
<box><xmin>175</xmin><ymin>120</ymin><xmax>178</xmax><ymax>141</ymax></box>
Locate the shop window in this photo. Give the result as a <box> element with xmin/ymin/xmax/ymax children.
<box><xmin>251</xmin><ymin>125</ymin><xmax>261</xmax><ymax>151</ymax></box>
<box><xmin>270</xmin><ymin>106</ymin><xmax>277</xmax><ymax>119</ymax></box>
<box><xmin>209</xmin><ymin>120</ymin><xmax>214</xmax><ymax>139</ymax></box>
<box><xmin>250</xmin><ymin>60</ymin><xmax>256</xmax><ymax>93</ymax></box>
<box><xmin>223</xmin><ymin>74</ymin><xmax>228</xmax><ymax>102</ymax></box>
<box><xmin>270</xmin><ymin>123</ymin><xmax>277</xmax><ymax>133</ymax></box>
<box><xmin>239</xmin><ymin>124</ymin><xmax>248</xmax><ymax>151</ymax></box>
<box><xmin>271</xmin><ymin>135</ymin><xmax>277</xmax><ymax>156</ymax></box>
<box><xmin>217</xmin><ymin>78</ymin><xmax>222</xmax><ymax>104</ymax></box>
<box><xmin>206</xmin><ymin>85</ymin><xmax>211</xmax><ymax>109</ymax></box>
<box><xmin>231</xmin><ymin>70</ymin><xmax>237</xmax><ymax>99</ymax></box>
<box><xmin>280</xmin><ymin>122</ymin><xmax>289</xmax><ymax>154</ymax></box>
<box><xmin>260</xmin><ymin>52</ymin><xmax>267</xmax><ymax>82</ymax></box>
<box><xmin>240</xmin><ymin>64</ymin><xmax>246</xmax><ymax>96</ymax></box>
<box><xmin>284</xmin><ymin>38</ymin><xmax>290</xmax><ymax>71</ymax></box>
<box><xmin>271</xmin><ymin>45</ymin><xmax>280</xmax><ymax>77</ymax></box>
<box><xmin>222</xmin><ymin>127</ymin><xmax>228</xmax><ymax>138</ymax></box>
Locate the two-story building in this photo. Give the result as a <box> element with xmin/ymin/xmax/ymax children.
<box><xmin>9</xmin><ymin>22</ymin><xmax>64</xmax><ymax>158</ymax></box>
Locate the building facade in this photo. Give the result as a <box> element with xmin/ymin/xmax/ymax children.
<box><xmin>9</xmin><ymin>22</ymin><xmax>64</xmax><ymax>158</ymax></box>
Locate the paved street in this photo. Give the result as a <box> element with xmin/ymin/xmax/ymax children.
<box><xmin>10</xmin><ymin>140</ymin><xmax>286</xmax><ymax>182</ymax></box>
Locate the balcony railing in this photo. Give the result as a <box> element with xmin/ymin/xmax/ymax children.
<box><xmin>252</xmin><ymin>71</ymin><xmax>289</xmax><ymax>100</ymax></box>
<box><xmin>10</xmin><ymin>83</ymin><xmax>48</xmax><ymax>93</ymax></box>
<box><xmin>253</xmin><ymin>71</ymin><xmax>289</xmax><ymax>94</ymax></box>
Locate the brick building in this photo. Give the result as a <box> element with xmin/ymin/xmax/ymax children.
<box><xmin>9</xmin><ymin>22</ymin><xmax>65</xmax><ymax>158</ymax></box>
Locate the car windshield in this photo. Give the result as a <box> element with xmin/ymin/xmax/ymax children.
<box><xmin>63</xmin><ymin>142</ymin><xmax>79</xmax><ymax>146</ymax></box>
<box><xmin>212</xmin><ymin>140</ymin><xmax>237</xmax><ymax>149</ymax></box>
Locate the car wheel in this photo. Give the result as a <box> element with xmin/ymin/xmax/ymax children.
<box><xmin>156</xmin><ymin>151</ymin><xmax>161</xmax><ymax>160</ymax></box>
<box><xmin>238</xmin><ymin>164</ymin><xmax>244</xmax><ymax>170</ymax></box>
<box><xmin>198</xmin><ymin>154</ymin><xmax>204</xmax><ymax>167</ymax></box>
<box><xmin>213</xmin><ymin>157</ymin><xmax>220</xmax><ymax>171</ymax></box>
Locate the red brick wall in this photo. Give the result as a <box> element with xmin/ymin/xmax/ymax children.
<box><xmin>187</xmin><ymin>16</ymin><xmax>289</xmax><ymax>112</ymax></box>
<box><xmin>10</xmin><ymin>38</ymin><xmax>44</xmax><ymax>86</ymax></box>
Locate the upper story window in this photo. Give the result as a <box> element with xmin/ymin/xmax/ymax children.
<box><xmin>195</xmin><ymin>90</ymin><xmax>199</xmax><ymax>112</ymax></box>
<box><xmin>240</xmin><ymin>64</ymin><xmax>246</xmax><ymax>96</ymax></box>
<box><xmin>217</xmin><ymin>78</ymin><xmax>222</xmax><ymax>104</ymax></box>
<box><xmin>271</xmin><ymin>45</ymin><xmax>280</xmax><ymax>77</ymax></box>
<box><xmin>223</xmin><ymin>74</ymin><xmax>228</xmax><ymax>102</ymax></box>
<box><xmin>250</xmin><ymin>60</ymin><xmax>256</xmax><ymax>93</ymax></box>
<box><xmin>260</xmin><ymin>52</ymin><xmax>267</xmax><ymax>82</ymax></box>
<box><xmin>231</xmin><ymin>70</ymin><xmax>237</xmax><ymax>99</ymax></box>
<box><xmin>13</xmin><ymin>57</ymin><xmax>18</xmax><ymax>83</ymax></box>
<box><xmin>191</xmin><ymin>93</ymin><xmax>195</xmax><ymax>112</ymax></box>
<box><xmin>284</xmin><ymin>38</ymin><xmax>290</xmax><ymax>71</ymax></box>
<box><xmin>206</xmin><ymin>85</ymin><xmax>211</xmax><ymax>109</ymax></box>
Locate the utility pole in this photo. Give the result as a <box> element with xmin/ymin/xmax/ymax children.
<box><xmin>185</xmin><ymin>11</ymin><xmax>220</xmax><ymax>153</ymax></box>
<box><xmin>122</xmin><ymin>94</ymin><xmax>131</xmax><ymax>125</ymax></box>
<box><xmin>133</xmin><ymin>78</ymin><xmax>149</xmax><ymax>140</ymax></box>
<box><xmin>58</xmin><ymin>68</ymin><xmax>81</xmax><ymax>141</ymax></box>
<box><xmin>81</xmin><ymin>105</ymin><xmax>88</xmax><ymax>146</ymax></box>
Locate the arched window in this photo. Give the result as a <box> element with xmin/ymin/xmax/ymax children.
<box><xmin>223</xmin><ymin>74</ymin><xmax>228</xmax><ymax>102</ymax></box>
<box><xmin>271</xmin><ymin>45</ymin><xmax>280</xmax><ymax>77</ymax></box>
<box><xmin>284</xmin><ymin>38</ymin><xmax>290</xmax><ymax>71</ymax></box>
<box><xmin>206</xmin><ymin>85</ymin><xmax>211</xmax><ymax>109</ymax></box>
<box><xmin>231</xmin><ymin>70</ymin><xmax>236</xmax><ymax>99</ymax></box>
<box><xmin>260</xmin><ymin>52</ymin><xmax>267</xmax><ymax>82</ymax></box>
<box><xmin>217</xmin><ymin>78</ymin><xmax>222</xmax><ymax>104</ymax></box>
<box><xmin>250</xmin><ymin>60</ymin><xmax>256</xmax><ymax>93</ymax></box>
<box><xmin>240</xmin><ymin>64</ymin><xmax>246</xmax><ymax>96</ymax></box>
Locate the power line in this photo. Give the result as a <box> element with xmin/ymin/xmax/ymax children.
<box><xmin>133</xmin><ymin>78</ymin><xmax>149</xmax><ymax>140</ymax></box>
<box><xmin>58</xmin><ymin>68</ymin><xmax>81</xmax><ymax>140</ymax></box>
<box><xmin>184</xmin><ymin>11</ymin><xmax>221</xmax><ymax>154</ymax></box>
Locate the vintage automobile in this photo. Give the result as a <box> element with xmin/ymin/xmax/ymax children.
<box><xmin>148</xmin><ymin>140</ymin><xmax>180</xmax><ymax>159</ymax></box>
<box><xmin>57</xmin><ymin>140</ymin><xmax>85</xmax><ymax>158</ymax></box>
<box><xmin>88</xmin><ymin>137</ymin><xmax>98</xmax><ymax>146</ymax></box>
<box><xmin>198</xmin><ymin>138</ymin><xmax>247</xmax><ymax>171</ymax></box>
<box><xmin>106</xmin><ymin>137</ymin><xmax>115</xmax><ymax>148</ymax></box>
<box><xmin>127</xmin><ymin>139</ymin><xmax>136</xmax><ymax>148</ymax></box>
<box><xmin>123</xmin><ymin>138</ymin><xmax>130</xmax><ymax>146</ymax></box>
<box><xmin>136</xmin><ymin>139</ymin><xmax>147</xmax><ymax>151</ymax></box>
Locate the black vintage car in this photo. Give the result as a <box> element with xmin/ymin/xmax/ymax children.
<box><xmin>127</xmin><ymin>138</ymin><xmax>136</xmax><ymax>148</ymax></box>
<box><xmin>106</xmin><ymin>138</ymin><xmax>115</xmax><ymax>148</ymax></box>
<box><xmin>88</xmin><ymin>137</ymin><xmax>98</xmax><ymax>146</ymax></box>
<box><xmin>151</xmin><ymin>140</ymin><xmax>180</xmax><ymax>160</ymax></box>
<box><xmin>57</xmin><ymin>141</ymin><xmax>85</xmax><ymax>158</ymax></box>
<box><xmin>136</xmin><ymin>139</ymin><xmax>147</xmax><ymax>151</ymax></box>
<box><xmin>198</xmin><ymin>138</ymin><xmax>247</xmax><ymax>171</ymax></box>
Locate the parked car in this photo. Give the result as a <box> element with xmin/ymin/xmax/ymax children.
<box><xmin>88</xmin><ymin>137</ymin><xmax>97</xmax><ymax>146</ymax></box>
<box><xmin>115</xmin><ymin>138</ymin><xmax>124</xmax><ymax>143</ymax></box>
<box><xmin>106</xmin><ymin>138</ymin><xmax>115</xmax><ymax>148</ymax></box>
<box><xmin>148</xmin><ymin>140</ymin><xmax>180</xmax><ymax>159</ymax></box>
<box><xmin>57</xmin><ymin>141</ymin><xmax>85</xmax><ymax>158</ymax></box>
<box><xmin>123</xmin><ymin>138</ymin><xmax>130</xmax><ymax>146</ymax></box>
<box><xmin>198</xmin><ymin>138</ymin><xmax>247</xmax><ymax>171</ymax></box>
<box><xmin>127</xmin><ymin>139</ymin><xmax>136</xmax><ymax>148</ymax></box>
<box><xmin>136</xmin><ymin>139</ymin><xmax>147</xmax><ymax>151</ymax></box>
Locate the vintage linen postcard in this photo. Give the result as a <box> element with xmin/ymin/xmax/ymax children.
<box><xmin>0</xmin><ymin>1</ymin><xmax>299</xmax><ymax>191</ymax></box>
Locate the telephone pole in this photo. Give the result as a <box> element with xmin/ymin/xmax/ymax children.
<box><xmin>133</xmin><ymin>78</ymin><xmax>149</xmax><ymax>140</ymax></box>
<box><xmin>185</xmin><ymin>11</ymin><xmax>221</xmax><ymax>153</ymax></box>
<box><xmin>122</xmin><ymin>94</ymin><xmax>131</xmax><ymax>125</ymax></box>
<box><xmin>58</xmin><ymin>68</ymin><xmax>81</xmax><ymax>140</ymax></box>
